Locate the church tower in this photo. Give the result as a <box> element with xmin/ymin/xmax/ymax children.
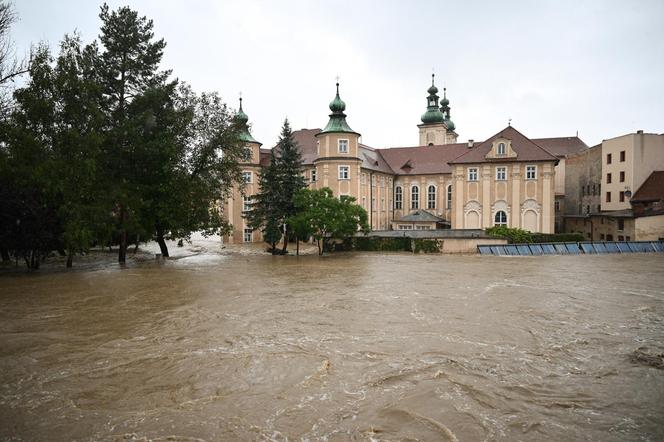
<box><xmin>440</xmin><ymin>87</ymin><xmax>458</xmax><ymax>143</ymax></box>
<box><xmin>418</xmin><ymin>74</ymin><xmax>447</xmax><ymax>145</ymax></box>
<box><xmin>314</xmin><ymin>81</ymin><xmax>362</xmax><ymax>199</ymax></box>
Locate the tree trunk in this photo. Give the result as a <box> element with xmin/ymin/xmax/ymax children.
<box><xmin>317</xmin><ymin>239</ymin><xmax>322</xmax><ymax>256</ymax></box>
<box><xmin>281</xmin><ymin>226</ymin><xmax>288</xmax><ymax>254</ymax></box>
<box><xmin>296</xmin><ymin>238</ymin><xmax>299</xmax><ymax>256</ymax></box>
<box><xmin>66</xmin><ymin>250</ymin><xmax>73</xmax><ymax>268</ymax></box>
<box><xmin>156</xmin><ymin>228</ymin><xmax>169</xmax><ymax>258</ymax></box>
<box><xmin>118</xmin><ymin>205</ymin><xmax>127</xmax><ymax>264</ymax></box>
<box><xmin>133</xmin><ymin>235</ymin><xmax>140</xmax><ymax>254</ymax></box>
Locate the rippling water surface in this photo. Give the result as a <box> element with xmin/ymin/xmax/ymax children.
<box><xmin>1</xmin><ymin>253</ymin><xmax>664</xmax><ymax>441</ymax></box>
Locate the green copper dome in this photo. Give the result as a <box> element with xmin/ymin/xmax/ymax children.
<box><xmin>320</xmin><ymin>82</ymin><xmax>358</xmax><ymax>135</ymax></box>
<box><xmin>235</xmin><ymin>97</ymin><xmax>260</xmax><ymax>144</ymax></box>
<box><xmin>445</xmin><ymin>118</ymin><xmax>455</xmax><ymax>131</ymax></box>
<box><xmin>421</xmin><ymin>74</ymin><xmax>445</xmax><ymax>124</ymax></box>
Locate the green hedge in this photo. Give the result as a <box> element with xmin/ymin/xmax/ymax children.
<box><xmin>486</xmin><ymin>226</ymin><xmax>585</xmax><ymax>244</ymax></box>
<box><xmin>339</xmin><ymin>237</ymin><xmax>441</xmax><ymax>253</ymax></box>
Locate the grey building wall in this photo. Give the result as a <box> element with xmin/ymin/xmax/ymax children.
<box><xmin>564</xmin><ymin>144</ymin><xmax>602</xmax><ymax>217</ymax></box>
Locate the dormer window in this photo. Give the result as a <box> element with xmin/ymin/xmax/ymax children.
<box><xmin>497</xmin><ymin>142</ymin><xmax>506</xmax><ymax>156</ymax></box>
<box><xmin>338</xmin><ymin>139</ymin><xmax>348</xmax><ymax>153</ymax></box>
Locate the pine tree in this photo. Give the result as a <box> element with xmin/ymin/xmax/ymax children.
<box><xmin>97</xmin><ymin>3</ymin><xmax>169</xmax><ymax>263</ymax></box>
<box><xmin>246</xmin><ymin>149</ymin><xmax>283</xmax><ymax>253</ymax></box>
<box><xmin>274</xmin><ymin>118</ymin><xmax>306</xmax><ymax>253</ymax></box>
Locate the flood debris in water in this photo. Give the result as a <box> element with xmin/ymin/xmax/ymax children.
<box><xmin>629</xmin><ymin>347</ymin><xmax>664</xmax><ymax>369</ymax></box>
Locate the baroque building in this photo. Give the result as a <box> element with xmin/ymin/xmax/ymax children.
<box><xmin>223</xmin><ymin>76</ymin><xmax>587</xmax><ymax>243</ymax></box>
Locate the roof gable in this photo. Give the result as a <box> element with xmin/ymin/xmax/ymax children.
<box><xmin>449</xmin><ymin>126</ymin><xmax>558</xmax><ymax>164</ymax></box>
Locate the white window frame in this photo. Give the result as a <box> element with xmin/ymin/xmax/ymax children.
<box><xmin>526</xmin><ymin>165</ymin><xmax>537</xmax><ymax>180</ymax></box>
<box><xmin>468</xmin><ymin>168</ymin><xmax>478</xmax><ymax>181</ymax></box>
<box><xmin>411</xmin><ymin>185</ymin><xmax>419</xmax><ymax>209</ymax></box>
<box><xmin>242</xmin><ymin>196</ymin><xmax>252</xmax><ymax>212</ymax></box>
<box><xmin>242</xmin><ymin>171</ymin><xmax>252</xmax><ymax>183</ymax></box>
<box><xmin>338</xmin><ymin>139</ymin><xmax>349</xmax><ymax>153</ymax></box>
<box><xmin>427</xmin><ymin>185</ymin><xmax>436</xmax><ymax>209</ymax></box>
<box><xmin>398</xmin><ymin>224</ymin><xmax>413</xmax><ymax>230</ymax></box>
<box><xmin>446</xmin><ymin>184</ymin><xmax>452</xmax><ymax>209</ymax></box>
<box><xmin>243</xmin><ymin>228</ymin><xmax>252</xmax><ymax>242</ymax></box>
<box><xmin>395</xmin><ymin>186</ymin><xmax>403</xmax><ymax>209</ymax></box>
<box><xmin>497</xmin><ymin>142</ymin><xmax>506</xmax><ymax>156</ymax></box>
<box><xmin>338</xmin><ymin>165</ymin><xmax>350</xmax><ymax>180</ymax></box>
<box><xmin>494</xmin><ymin>210</ymin><xmax>508</xmax><ymax>226</ymax></box>
<box><xmin>496</xmin><ymin>167</ymin><xmax>506</xmax><ymax>181</ymax></box>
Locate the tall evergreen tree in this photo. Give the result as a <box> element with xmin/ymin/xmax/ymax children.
<box><xmin>97</xmin><ymin>3</ymin><xmax>169</xmax><ymax>263</ymax></box>
<box><xmin>246</xmin><ymin>148</ymin><xmax>283</xmax><ymax>253</ymax></box>
<box><xmin>274</xmin><ymin>118</ymin><xmax>306</xmax><ymax>253</ymax></box>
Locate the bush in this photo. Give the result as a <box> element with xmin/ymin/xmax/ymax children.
<box><xmin>351</xmin><ymin>237</ymin><xmax>412</xmax><ymax>251</ymax></box>
<box><xmin>413</xmin><ymin>239</ymin><xmax>441</xmax><ymax>253</ymax></box>
<box><xmin>486</xmin><ymin>226</ymin><xmax>533</xmax><ymax>244</ymax></box>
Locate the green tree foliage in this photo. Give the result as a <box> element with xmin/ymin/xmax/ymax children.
<box><xmin>97</xmin><ymin>3</ymin><xmax>170</xmax><ymax>263</ymax></box>
<box><xmin>274</xmin><ymin>119</ymin><xmax>306</xmax><ymax>253</ymax></box>
<box><xmin>246</xmin><ymin>149</ymin><xmax>283</xmax><ymax>253</ymax></box>
<box><xmin>289</xmin><ymin>187</ymin><xmax>369</xmax><ymax>255</ymax></box>
<box><xmin>0</xmin><ymin>4</ymin><xmax>246</xmax><ymax>268</ymax></box>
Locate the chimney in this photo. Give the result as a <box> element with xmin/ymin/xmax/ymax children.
<box><xmin>637</xmin><ymin>130</ymin><xmax>643</xmax><ymax>134</ymax></box>
<box><xmin>467</xmin><ymin>139</ymin><xmax>474</xmax><ymax>148</ymax></box>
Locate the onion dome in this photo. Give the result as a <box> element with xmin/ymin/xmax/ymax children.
<box><xmin>320</xmin><ymin>82</ymin><xmax>358</xmax><ymax>135</ymax></box>
<box><xmin>235</xmin><ymin>97</ymin><xmax>260</xmax><ymax>144</ymax></box>
<box><xmin>421</xmin><ymin>74</ymin><xmax>445</xmax><ymax>124</ymax></box>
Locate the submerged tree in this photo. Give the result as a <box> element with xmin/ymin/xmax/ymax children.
<box><xmin>247</xmin><ymin>149</ymin><xmax>283</xmax><ymax>253</ymax></box>
<box><xmin>290</xmin><ymin>187</ymin><xmax>369</xmax><ymax>255</ymax></box>
<box><xmin>274</xmin><ymin>119</ymin><xmax>306</xmax><ymax>253</ymax></box>
<box><xmin>97</xmin><ymin>3</ymin><xmax>169</xmax><ymax>263</ymax></box>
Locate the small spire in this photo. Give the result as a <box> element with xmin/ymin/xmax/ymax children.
<box><xmin>443</xmin><ymin>87</ymin><xmax>447</xmax><ymax>99</ymax></box>
<box><xmin>431</xmin><ymin>73</ymin><xmax>435</xmax><ymax>86</ymax></box>
<box><xmin>508</xmin><ymin>118</ymin><xmax>512</xmax><ymax>126</ymax></box>
<box><xmin>239</xmin><ymin>95</ymin><xmax>243</xmax><ymax>111</ymax></box>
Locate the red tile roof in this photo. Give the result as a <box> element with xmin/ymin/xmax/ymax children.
<box><xmin>449</xmin><ymin>126</ymin><xmax>558</xmax><ymax>164</ymax></box>
<box><xmin>377</xmin><ymin>143</ymin><xmax>471</xmax><ymax>174</ymax></box>
<box><xmin>532</xmin><ymin>136</ymin><xmax>589</xmax><ymax>157</ymax></box>
<box><xmin>631</xmin><ymin>171</ymin><xmax>664</xmax><ymax>203</ymax></box>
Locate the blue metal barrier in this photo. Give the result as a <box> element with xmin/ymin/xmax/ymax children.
<box><xmin>478</xmin><ymin>240</ymin><xmax>664</xmax><ymax>256</ymax></box>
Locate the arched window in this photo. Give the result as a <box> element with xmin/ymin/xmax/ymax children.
<box><xmin>411</xmin><ymin>185</ymin><xmax>419</xmax><ymax>209</ymax></box>
<box><xmin>497</xmin><ymin>142</ymin><xmax>506</xmax><ymax>155</ymax></box>
<box><xmin>446</xmin><ymin>184</ymin><xmax>452</xmax><ymax>209</ymax></box>
<box><xmin>394</xmin><ymin>186</ymin><xmax>402</xmax><ymax>209</ymax></box>
<box><xmin>494</xmin><ymin>210</ymin><xmax>507</xmax><ymax>226</ymax></box>
<box><xmin>427</xmin><ymin>185</ymin><xmax>436</xmax><ymax>209</ymax></box>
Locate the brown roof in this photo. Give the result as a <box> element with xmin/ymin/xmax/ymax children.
<box><xmin>631</xmin><ymin>171</ymin><xmax>664</xmax><ymax>203</ymax></box>
<box><xmin>360</xmin><ymin>145</ymin><xmax>395</xmax><ymax>174</ymax></box>
<box><xmin>532</xmin><ymin>136</ymin><xmax>589</xmax><ymax>157</ymax></box>
<box><xmin>259</xmin><ymin>148</ymin><xmax>271</xmax><ymax>167</ymax></box>
<box><xmin>377</xmin><ymin>143</ymin><xmax>471</xmax><ymax>175</ymax></box>
<box><xmin>449</xmin><ymin>126</ymin><xmax>558</xmax><ymax>164</ymax></box>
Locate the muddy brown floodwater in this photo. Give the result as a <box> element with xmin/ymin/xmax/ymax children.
<box><xmin>1</xmin><ymin>253</ymin><xmax>664</xmax><ymax>441</ymax></box>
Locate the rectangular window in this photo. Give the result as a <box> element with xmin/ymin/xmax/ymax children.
<box><xmin>606</xmin><ymin>173</ymin><xmax>612</xmax><ymax>184</ymax></box>
<box><xmin>311</xmin><ymin>169</ymin><xmax>317</xmax><ymax>182</ymax></box>
<box><xmin>619</xmin><ymin>191</ymin><xmax>625</xmax><ymax>202</ymax></box>
<box><xmin>242</xmin><ymin>196</ymin><xmax>252</xmax><ymax>212</ymax></box>
<box><xmin>626</xmin><ymin>236</ymin><xmax>631</xmax><ymax>241</ymax></box>
<box><xmin>398</xmin><ymin>224</ymin><xmax>413</xmax><ymax>230</ymax></box>
<box><xmin>619</xmin><ymin>171</ymin><xmax>625</xmax><ymax>182</ymax></box>
<box><xmin>555</xmin><ymin>201</ymin><xmax>560</xmax><ymax>212</ymax></box>
<box><xmin>607</xmin><ymin>153</ymin><xmax>612</xmax><ymax>164</ymax></box>
<box><xmin>243</xmin><ymin>228</ymin><xmax>252</xmax><ymax>243</ymax></box>
<box><xmin>606</xmin><ymin>191</ymin><xmax>611</xmax><ymax>203</ymax></box>
<box><xmin>242</xmin><ymin>171</ymin><xmax>252</xmax><ymax>183</ymax></box>
<box><xmin>606</xmin><ymin>234</ymin><xmax>614</xmax><ymax>241</ymax></box>
<box><xmin>620</xmin><ymin>150</ymin><xmax>625</xmax><ymax>162</ymax></box>
<box><xmin>526</xmin><ymin>165</ymin><xmax>537</xmax><ymax>180</ymax></box>
<box><xmin>338</xmin><ymin>139</ymin><xmax>348</xmax><ymax>153</ymax></box>
<box><xmin>617</xmin><ymin>219</ymin><xmax>625</xmax><ymax>231</ymax></box>
<box><xmin>618</xmin><ymin>235</ymin><xmax>624</xmax><ymax>241</ymax></box>
<box><xmin>468</xmin><ymin>168</ymin><xmax>478</xmax><ymax>181</ymax></box>
<box><xmin>360</xmin><ymin>173</ymin><xmax>366</xmax><ymax>184</ymax></box>
<box><xmin>338</xmin><ymin>166</ymin><xmax>349</xmax><ymax>180</ymax></box>
<box><xmin>496</xmin><ymin>167</ymin><xmax>506</xmax><ymax>181</ymax></box>
<box><xmin>600</xmin><ymin>233</ymin><xmax>605</xmax><ymax>240</ymax></box>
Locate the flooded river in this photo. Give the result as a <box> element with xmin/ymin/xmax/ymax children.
<box><xmin>1</xmin><ymin>253</ymin><xmax>664</xmax><ymax>441</ymax></box>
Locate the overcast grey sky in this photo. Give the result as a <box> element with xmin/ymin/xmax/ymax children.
<box><xmin>11</xmin><ymin>0</ymin><xmax>664</xmax><ymax>148</ymax></box>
